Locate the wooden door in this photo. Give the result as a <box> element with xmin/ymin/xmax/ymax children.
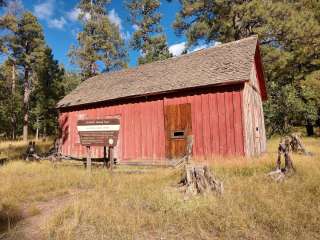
<box><xmin>164</xmin><ymin>103</ymin><xmax>192</xmax><ymax>159</ymax></box>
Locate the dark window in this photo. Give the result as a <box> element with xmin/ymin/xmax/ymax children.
<box><xmin>171</xmin><ymin>130</ymin><xmax>185</xmax><ymax>139</ymax></box>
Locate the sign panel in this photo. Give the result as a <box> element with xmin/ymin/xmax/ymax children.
<box><xmin>77</xmin><ymin>119</ymin><xmax>120</xmax><ymax>146</ymax></box>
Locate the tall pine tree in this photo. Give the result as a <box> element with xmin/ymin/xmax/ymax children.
<box><xmin>9</xmin><ymin>12</ymin><xmax>45</xmax><ymax>141</ymax></box>
<box><xmin>0</xmin><ymin>60</ymin><xmax>22</xmax><ymax>138</ymax></box>
<box><xmin>69</xmin><ymin>0</ymin><xmax>128</xmax><ymax>80</ymax></box>
<box><xmin>31</xmin><ymin>47</ymin><xmax>65</xmax><ymax>139</ymax></box>
<box><xmin>127</xmin><ymin>0</ymin><xmax>172</xmax><ymax>65</ymax></box>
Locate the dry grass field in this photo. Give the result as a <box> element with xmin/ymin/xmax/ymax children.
<box><xmin>0</xmin><ymin>137</ymin><xmax>319</xmax><ymax>240</ymax></box>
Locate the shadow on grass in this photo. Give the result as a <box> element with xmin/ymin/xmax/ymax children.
<box><xmin>0</xmin><ymin>204</ymin><xmax>23</xmax><ymax>236</ymax></box>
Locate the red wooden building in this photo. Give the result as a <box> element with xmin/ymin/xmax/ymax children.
<box><xmin>57</xmin><ymin>36</ymin><xmax>267</xmax><ymax>164</ymax></box>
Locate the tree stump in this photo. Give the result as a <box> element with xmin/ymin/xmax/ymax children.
<box><xmin>289</xmin><ymin>133</ymin><xmax>311</xmax><ymax>155</ymax></box>
<box><xmin>174</xmin><ymin>135</ymin><xmax>194</xmax><ymax>168</ymax></box>
<box><xmin>179</xmin><ymin>164</ymin><xmax>223</xmax><ymax>195</ymax></box>
<box><xmin>268</xmin><ymin>138</ymin><xmax>295</xmax><ymax>182</ymax></box>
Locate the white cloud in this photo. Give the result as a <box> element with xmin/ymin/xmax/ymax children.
<box><xmin>169</xmin><ymin>42</ymin><xmax>186</xmax><ymax>56</ymax></box>
<box><xmin>67</xmin><ymin>7</ymin><xmax>81</xmax><ymax>22</ymax></box>
<box><xmin>132</xmin><ymin>24</ymin><xmax>139</xmax><ymax>31</ymax></box>
<box><xmin>189</xmin><ymin>41</ymin><xmax>220</xmax><ymax>53</ymax></box>
<box><xmin>71</xmin><ymin>28</ymin><xmax>80</xmax><ymax>38</ymax></box>
<box><xmin>168</xmin><ymin>41</ymin><xmax>221</xmax><ymax>57</ymax></box>
<box><xmin>108</xmin><ymin>9</ymin><xmax>122</xmax><ymax>30</ymax></box>
<box><xmin>34</xmin><ymin>0</ymin><xmax>54</xmax><ymax>20</ymax></box>
<box><xmin>67</xmin><ymin>7</ymin><xmax>90</xmax><ymax>22</ymax></box>
<box><xmin>48</xmin><ymin>17</ymin><xmax>66</xmax><ymax>29</ymax></box>
<box><xmin>192</xmin><ymin>44</ymin><xmax>209</xmax><ymax>52</ymax></box>
<box><xmin>108</xmin><ymin>9</ymin><xmax>131</xmax><ymax>41</ymax></box>
<box><xmin>33</xmin><ymin>0</ymin><xmax>67</xmax><ymax>30</ymax></box>
<box><xmin>6</xmin><ymin>0</ymin><xmax>24</xmax><ymax>15</ymax></box>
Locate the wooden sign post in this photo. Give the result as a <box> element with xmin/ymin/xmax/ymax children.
<box><xmin>108</xmin><ymin>146</ymin><xmax>114</xmax><ymax>170</ymax></box>
<box><xmin>86</xmin><ymin>146</ymin><xmax>91</xmax><ymax>171</ymax></box>
<box><xmin>77</xmin><ymin>119</ymin><xmax>120</xmax><ymax>170</ymax></box>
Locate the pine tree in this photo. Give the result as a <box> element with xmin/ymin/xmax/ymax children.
<box><xmin>62</xmin><ymin>71</ymin><xmax>82</xmax><ymax>94</ymax></box>
<box><xmin>0</xmin><ymin>61</ymin><xmax>22</xmax><ymax>138</ymax></box>
<box><xmin>31</xmin><ymin>47</ymin><xmax>65</xmax><ymax>139</ymax></box>
<box><xmin>0</xmin><ymin>8</ymin><xmax>22</xmax><ymax>139</ymax></box>
<box><xmin>69</xmin><ymin>0</ymin><xmax>128</xmax><ymax>80</ymax></box>
<box><xmin>9</xmin><ymin>12</ymin><xmax>46</xmax><ymax>141</ymax></box>
<box><xmin>127</xmin><ymin>0</ymin><xmax>172</xmax><ymax>65</ymax></box>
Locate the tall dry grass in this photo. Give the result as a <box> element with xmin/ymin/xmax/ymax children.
<box><xmin>0</xmin><ymin>139</ymin><xmax>52</xmax><ymax>160</ymax></box>
<box><xmin>0</xmin><ymin>137</ymin><xmax>319</xmax><ymax>239</ymax></box>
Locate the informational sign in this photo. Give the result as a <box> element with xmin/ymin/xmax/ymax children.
<box><xmin>77</xmin><ymin>119</ymin><xmax>120</xmax><ymax>146</ymax></box>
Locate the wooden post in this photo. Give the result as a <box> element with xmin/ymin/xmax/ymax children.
<box><xmin>186</xmin><ymin>135</ymin><xmax>193</xmax><ymax>164</ymax></box>
<box><xmin>103</xmin><ymin>146</ymin><xmax>107</xmax><ymax>167</ymax></box>
<box><xmin>108</xmin><ymin>146</ymin><xmax>114</xmax><ymax>170</ymax></box>
<box><xmin>86</xmin><ymin>146</ymin><xmax>91</xmax><ymax>171</ymax></box>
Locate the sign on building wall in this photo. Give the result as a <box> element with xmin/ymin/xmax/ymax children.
<box><xmin>77</xmin><ymin>119</ymin><xmax>120</xmax><ymax>147</ymax></box>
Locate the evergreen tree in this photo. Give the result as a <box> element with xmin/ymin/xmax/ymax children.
<box><xmin>69</xmin><ymin>0</ymin><xmax>128</xmax><ymax>80</ymax></box>
<box><xmin>62</xmin><ymin>71</ymin><xmax>82</xmax><ymax>94</ymax></box>
<box><xmin>174</xmin><ymin>0</ymin><xmax>320</xmax><ymax>135</ymax></box>
<box><xmin>1</xmin><ymin>9</ymin><xmax>67</xmax><ymax>140</ymax></box>
<box><xmin>9</xmin><ymin>12</ymin><xmax>46</xmax><ymax>141</ymax></box>
<box><xmin>127</xmin><ymin>0</ymin><xmax>172</xmax><ymax>65</ymax></box>
<box><xmin>30</xmin><ymin>47</ymin><xmax>65</xmax><ymax>139</ymax></box>
<box><xmin>0</xmin><ymin>61</ymin><xmax>22</xmax><ymax>138</ymax></box>
<box><xmin>0</xmin><ymin>7</ymin><xmax>22</xmax><ymax>139</ymax></box>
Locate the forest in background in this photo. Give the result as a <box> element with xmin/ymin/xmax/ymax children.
<box><xmin>0</xmin><ymin>0</ymin><xmax>319</xmax><ymax>140</ymax></box>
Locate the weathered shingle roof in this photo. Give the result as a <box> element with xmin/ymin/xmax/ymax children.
<box><xmin>57</xmin><ymin>36</ymin><xmax>258</xmax><ymax>108</ymax></box>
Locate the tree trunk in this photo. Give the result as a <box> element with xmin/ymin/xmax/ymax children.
<box><xmin>179</xmin><ymin>164</ymin><xmax>223</xmax><ymax>195</ymax></box>
<box><xmin>12</xmin><ymin>64</ymin><xmax>15</xmax><ymax>93</ymax></box>
<box><xmin>35</xmin><ymin>117</ymin><xmax>39</xmax><ymax>141</ymax></box>
<box><xmin>43</xmin><ymin>125</ymin><xmax>47</xmax><ymax>140</ymax></box>
<box><xmin>284</xmin><ymin>115</ymin><xmax>289</xmax><ymax>133</ymax></box>
<box><xmin>306</xmin><ymin>118</ymin><xmax>314</xmax><ymax>136</ymax></box>
<box><xmin>11</xmin><ymin>63</ymin><xmax>16</xmax><ymax>140</ymax></box>
<box><xmin>23</xmin><ymin>68</ymin><xmax>30</xmax><ymax>141</ymax></box>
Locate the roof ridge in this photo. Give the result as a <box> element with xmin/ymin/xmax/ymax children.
<box><xmin>87</xmin><ymin>35</ymin><xmax>258</xmax><ymax>82</ymax></box>
<box><xmin>184</xmin><ymin>35</ymin><xmax>258</xmax><ymax>54</ymax></box>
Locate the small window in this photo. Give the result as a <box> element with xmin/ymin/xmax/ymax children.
<box><xmin>171</xmin><ymin>130</ymin><xmax>185</xmax><ymax>139</ymax></box>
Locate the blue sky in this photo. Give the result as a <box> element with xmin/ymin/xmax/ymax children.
<box><xmin>5</xmin><ymin>0</ymin><xmax>205</xmax><ymax>72</ymax></box>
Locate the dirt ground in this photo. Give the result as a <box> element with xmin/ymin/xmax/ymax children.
<box><xmin>2</xmin><ymin>191</ymin><xmax>81</xmax><ymax>240</ymax></box>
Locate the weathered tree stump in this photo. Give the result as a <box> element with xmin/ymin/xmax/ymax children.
<box><xmin>179</xmin><ymin>164</ymin><xmax>223</xmax><ymax>195</ymax></box>
<box><xmin>25</xmin><ymin>141</ymin><xmax>41</xmax><ymax>161</ymax></box>
<box><xmin>289</xmin><ymin>133</ymin><xmax>311</xmax><ymax>155</ymax></box>
<box><xmin>174</xmin><ymin>135</ymin><xmax>194</xmax><ymax>168</ymax></box>
<box><xmin>268</xmin><ymin>137</ymin><xmax>295</xmax><ymax>182</ymax></box>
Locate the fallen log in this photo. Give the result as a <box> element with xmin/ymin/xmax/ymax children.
<box><xmin>179</xmin><ymin>164</ymin><xmax>223</xmax><ymax>195</ymax></box>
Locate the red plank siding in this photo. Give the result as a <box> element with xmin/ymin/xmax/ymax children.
<box><xmin>59</xmin><ymin>85</ymin><xmax>245</xmax><ymax>161</ymax></box>
<box><xmin>217</xmin><ymin>92</ymin><xmax>227</xmax><ymax>155</ymax></box>
<box><xmin>233</xmin><ymin>91</ymin><xmax>244</xmax><ymax>155</ymax></box>
<box><xmin>201</xmin><ymin>94</ymin><xmax>212</xmax><ymax>158</ymax></box>
<box><xmin>225</xmin><ymin>91</ymin><xmax>235</xmax><ymax>155</ymax></box>
<box><xmin>208</xmin><ymin>93</ymin><xmax>219</xmax><ymax>156</ymax></box>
